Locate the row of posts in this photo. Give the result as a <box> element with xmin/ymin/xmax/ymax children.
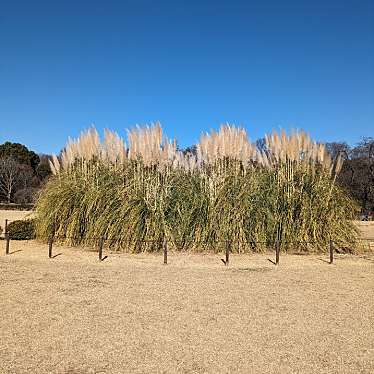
<box><xmin>3</xmin><ymin>222</ymin><xmax>335</xmax><ymax>265</ymax></box>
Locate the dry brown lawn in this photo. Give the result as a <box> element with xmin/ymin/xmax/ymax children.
<box><xmin>356</xmin><ymin>220</ymin><xmax>374</xmax><ymax>239</ymax></box>
<box><xmin>0</xmin><ymin>240</ymin><xmax>373</xmax><ymax>374</ymax></box>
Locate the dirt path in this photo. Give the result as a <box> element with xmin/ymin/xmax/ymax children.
<box><xmin>0</xmin><ymin>241</ymin><xmax>373</xmax><ymax>373</ymax></box>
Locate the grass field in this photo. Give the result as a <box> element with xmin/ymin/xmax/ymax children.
<box><xmin>356</xmin><ymin>221</ymin><xmax>374</xmax><ymax>240</ymax></box>
<box><xmin>0</xmin><ymin>240</ymin><xmax>373</xmax><ymax>374</ymax></box>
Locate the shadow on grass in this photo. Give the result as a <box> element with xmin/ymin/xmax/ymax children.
<box><xmin>318</xmin><ymin>258</ymin><xmax>333</xmax><ymax>264</ymax></box>
<box><xmin>232</xmin><ymin>267</ymin><xmax>272</xmax><ymax>273</ymax></box>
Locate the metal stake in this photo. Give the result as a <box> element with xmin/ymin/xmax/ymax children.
<box><xmin>48</xmin><ymin>237</ymin><xmax>53</xmax><ymax>258</ymax></box>
<box><xmin>99</xmin><ymin>238</ymin><xmax>104</xmax><ymax>261</ymax></box>
<box><xmin>225</xmin><ymin>241</ymin><xmax>230</xmax><ymax>266</ymax></box>
<box><xmin>275</xmin><ymin>241</ymin><xmax>280</xmax><ymax>265</ymax></box>
<box><xmin>163</xmin><ymin>239</ymin><xmax>168</xmax><ymax>264</ymax></box>
<box><xmin>329</xmin><ymin>240</ymin><xmax>334</xmax><ymax>264</ymax></box>
<box><xmin>5</xmin><ymin>233</ymin><xmax>10</xmax><ymax>255</ymax></box>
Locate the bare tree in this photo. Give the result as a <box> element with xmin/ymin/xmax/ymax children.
<box><xmin>351</xmin><ymin>137</ymin><xmax>374</xmax><ymax>160</ymax></box>
<box><xmin>0</xmin><ymin>157</ymin><xmax>24</xmax><ymax>202</ymax></box>
<box><xmin>325</xmin><ymin>142</ymin><xmax>351</xmax><ymax>160</ymax></box>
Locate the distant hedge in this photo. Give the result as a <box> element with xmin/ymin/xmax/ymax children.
<box><xmin>0</xmin><ymin>203</ymin><xmax>34</xmax><ymax>211</ymax></box>
<box><xmin>7</xmin><ymin>219</ymin><xmax>35</xmax><ymax>240</ymax></box>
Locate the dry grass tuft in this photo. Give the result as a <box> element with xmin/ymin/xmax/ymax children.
<box><xmin>36</xmin><ymin>124</ymin><xmax>359</xmax><ymax>252</ymax></box>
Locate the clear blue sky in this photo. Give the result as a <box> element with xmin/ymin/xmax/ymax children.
<box><xmin>0</xmin><ymin>0</ymin><xmax>373</xmax><ymax>154</ymax></box>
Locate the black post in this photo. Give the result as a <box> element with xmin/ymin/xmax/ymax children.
<box><xmin>4</xmin><ymin>219</ymin><xmax>10</xmax><ymax>255</ymax></box>
<box><xmin>329</xmin><ymin>240</ymin><xmax>334</xmax><ymax>264</ymax></box>
<box><xmin>163</xmin><ymin>238</ymin><xmax>168</xmax><ymax>265</ymax></box>
<box><xmin>225</xmin><ymin>240</ymin><xmax>230</xmax><ymax>266</ymax></box>
<box><xmin>48</xmin><ymin>223</ymin><xmax>55</xmax><ymax>259</ymax></box>
<box><xmin>99</xmin><ymin>237</ymin><xmax>104</xmax><ymax>261</ymax></box>
<box><xmin>275</xmin><ymin>241</ymin><xmax>280</xmax><ymax>265</ymax></box>
<box><xmin>48</xmin><ymin>237</ymin><xmax>53</xmax><ymax>258</ymax></box>
<box><xmin>5</xmin><ymin>233</ymin><xmax>10</xmax><ymax>255</ymax></box>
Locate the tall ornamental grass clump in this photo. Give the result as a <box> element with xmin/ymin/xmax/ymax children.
<box><xmin>35</xmin><ymin>123</ymin><xmax>358</xmax><ymax>252</ymax></box>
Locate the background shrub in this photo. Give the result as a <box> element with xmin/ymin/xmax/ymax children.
<box><xmin>0</xmin><ymin>203</ymin><xmax>34</xmax><ymax>211</ymax></box>
<box><xmin>7</xmin><ymin>219</ymin><xmax>35</xmax><ymax>240</ymax></box>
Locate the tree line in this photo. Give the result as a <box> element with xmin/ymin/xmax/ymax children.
<box><xmin>0</xmin><ymin>142</ymin><xmax>51</xmax><ymax>203</ymax></box>
<box><xmin>325</xmin><ymin>137</ymin><xmax>374</xmax><ymax>214</ymax></box>
<box><xmin>0</xmin><ymin>136</ymin><xmax>373</xmax><ymax>213</ymax></box>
